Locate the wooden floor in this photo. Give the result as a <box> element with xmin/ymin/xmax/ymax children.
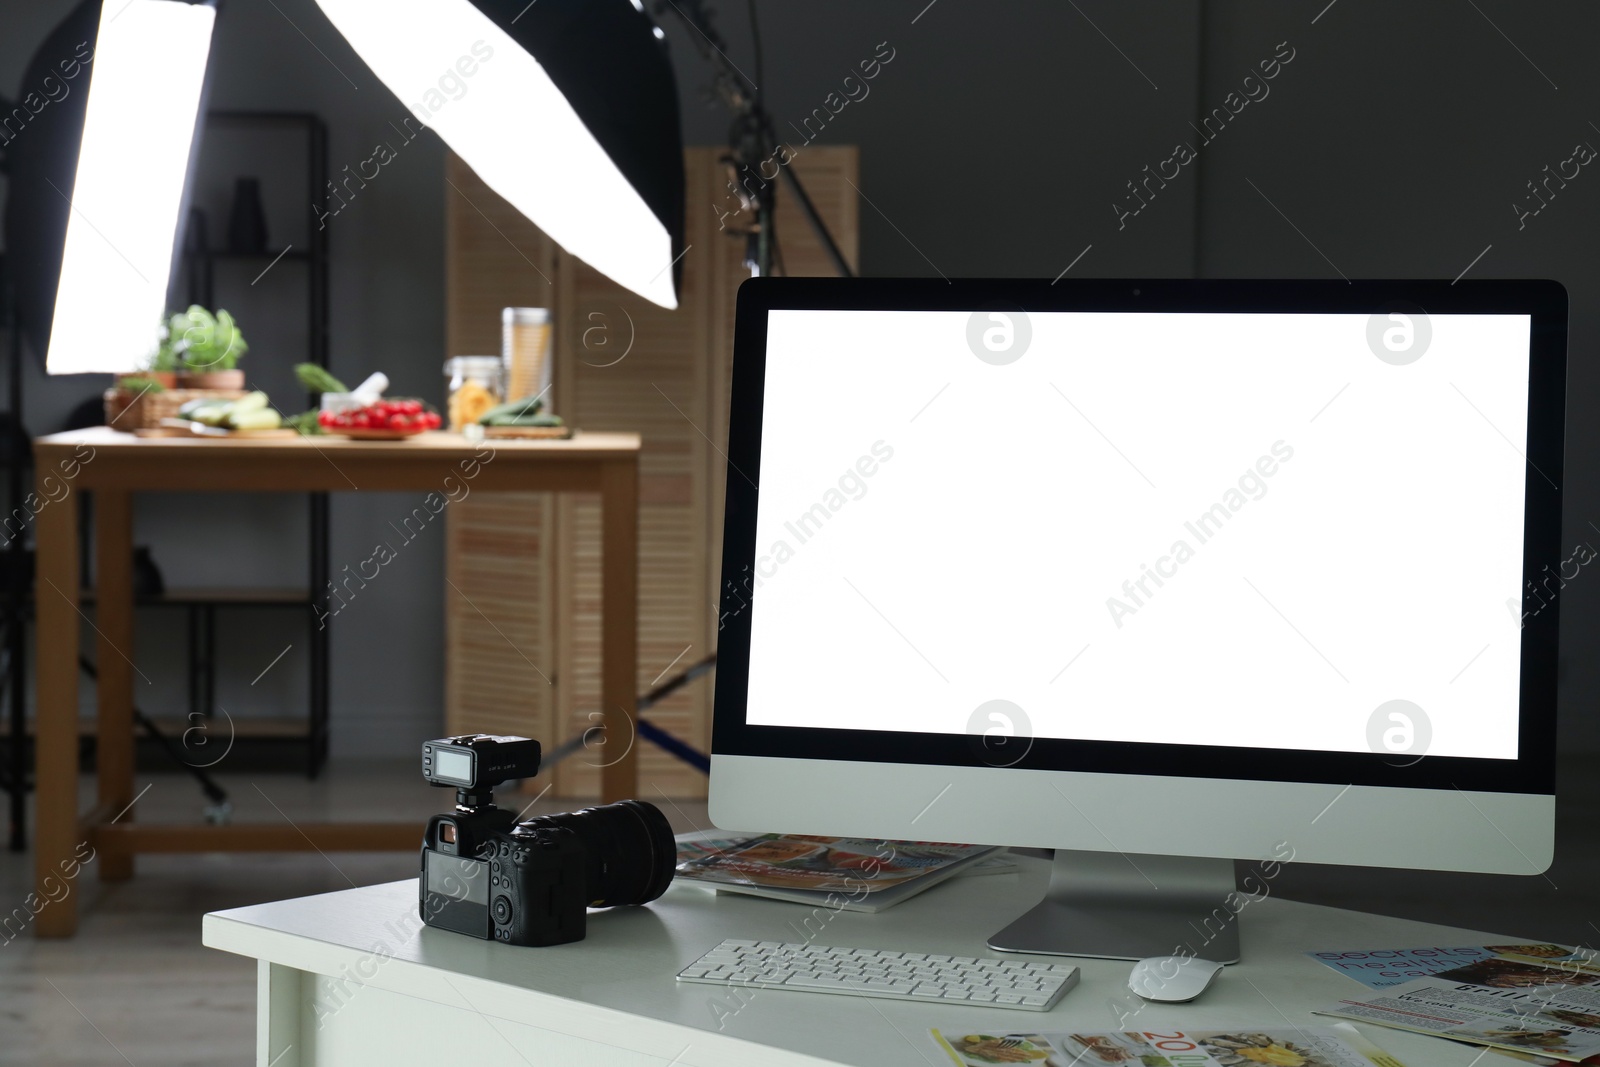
<box><xmin>2</xmin><ymin>757</ymin><xmax>1594</xmax><ymax>1066</ymax></box>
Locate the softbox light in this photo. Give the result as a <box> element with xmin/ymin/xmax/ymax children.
<box><xmin>13</xmin><ymin>0</ymin><xmax>219</xmax><ymax>375</ymax></box>
<box><xmin>313</xmin><ymin>0</ymin><xmax>685</xmax><ymax>309</ymax></box>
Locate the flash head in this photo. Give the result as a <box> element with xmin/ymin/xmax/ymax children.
<box><xmin>423</xmin><ymin>735</ymin><xmax>542</xmax><ymax>792</ymax></box>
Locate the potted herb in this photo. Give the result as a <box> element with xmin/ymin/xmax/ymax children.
<box><xmin>169</xmin><ymin>305</ymin><xmax>249</xmax><ymax>389</ymax></box>
<box><xmin>103</xmin><ymin>374</ymin><xmax>167</xmax><ymax>427</ymax></box>
<box><xmin>142</xmin><ymin>340</ymin><xmax>180</xmax><ymax>389</ymax></box>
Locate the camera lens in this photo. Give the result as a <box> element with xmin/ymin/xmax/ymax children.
<box><xmin>522</xmin><ymin>799</ymin><xmax>675</xmax><ymax>907</ymax></box>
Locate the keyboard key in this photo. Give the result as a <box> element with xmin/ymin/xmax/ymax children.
<box><xmin>867</xmin><ymin>979</ymin><xmax>915</xmax><ymax>993</ymax></box>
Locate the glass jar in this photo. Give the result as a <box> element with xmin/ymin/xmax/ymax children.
<box><xmin>445</xmin><ymin>356</ymin><xmax>504</xmax><ymax>433</ymax></box>
<box><xmin>502</xmin><ymin>307</ymin><xmax>552</xmax><ymax>406</ymax></box>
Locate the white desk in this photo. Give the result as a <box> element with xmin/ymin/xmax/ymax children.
<box><xmin>204</xmin><ymin>856</ymin><xmax>1512</xmax><ymax>1067</ymax></box>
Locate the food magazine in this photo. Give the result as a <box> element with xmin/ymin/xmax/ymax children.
<box><xmin>1309</xmin><ymin>944</ymin><xmax>1600</xmax><ymax>990</ymax></box>
<box><xmin>1315</xmin><ymin>955</ymin><xmax>1600</xmax><ymax>1063</ymax></box>
<box><xmin>673</xmin><ymin>833</ymin><xmax>1000</xmax><ymax>912</ymax></box>
<box><xmin>930</xmin><ymin>1024</ymin><xmax>1405</xmax><ymax>1067</ymax></box>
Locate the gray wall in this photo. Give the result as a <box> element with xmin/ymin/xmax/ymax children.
<box><xmin>1</xmin><ymin>1</ymin><xmax>1594</xmax><ymax>760</ymax></box>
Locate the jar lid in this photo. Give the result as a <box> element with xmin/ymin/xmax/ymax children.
<box><xmin>502</xmin><ymin>307</ymin><xmax>549</xmax><ymax>325</ymax></box>
<box><xmin>444</xmin><ymin>356</ymin><xmax>503</xmax><ymax>374</ymax></box>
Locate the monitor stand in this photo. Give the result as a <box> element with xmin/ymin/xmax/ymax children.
<box><xmin>987</xmin><ymin>850</ymin><xmax>1242</xmax><ymax>963</ymax></box>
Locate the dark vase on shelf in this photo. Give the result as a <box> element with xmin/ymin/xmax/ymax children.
<box><xmin>184</xmin><ymin>205</ymin><xmax>209</xmax><ymax>255</ymax></box>
<box><xmin>227</xmin><ymin>176</ymin><xmax>269</xmax><ymax>254</ymax></box>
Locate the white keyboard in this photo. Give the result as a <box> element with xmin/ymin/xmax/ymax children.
<box><xmin>675</xmin><ymin>939</ymin><xmax>1078</xmax><ymax>1010</ymax></box>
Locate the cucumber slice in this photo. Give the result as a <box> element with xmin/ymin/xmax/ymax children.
<box><xmin>228</xmin><ymin>408</ymin><xmax>282</xmax><ymax>431</ymax></box>
<box><xmin>177</xmin><ymin>398</ymin><xmax>230</xmax><ymax>420</ymax></box>
<box><xmin>193</xmin><ymin>405</ymin><xmax>234</xmax><ymax>427</ymax></box>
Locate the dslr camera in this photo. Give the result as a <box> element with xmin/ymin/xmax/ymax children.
<box><xmin>419</xmin><ymin>734</ymin><xmax>676</xmax><ymax>946</ymax></box>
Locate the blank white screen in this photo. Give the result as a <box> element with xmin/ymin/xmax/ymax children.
<box><xmin>744</xmin><ymin>310</ymin><xmax>1530</xmax><ymax>760</ymax></box>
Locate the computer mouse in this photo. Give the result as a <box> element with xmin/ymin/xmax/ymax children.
<box><xmin>1128</xmin><ymin>956</ymin><xmax>1225</xmax><ymax>1002</ymax></box>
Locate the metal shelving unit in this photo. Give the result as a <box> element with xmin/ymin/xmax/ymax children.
<box><xmin>175</xmin><ymin>110</ymin><xmax>332</xmax><ymax>776</ymax></box>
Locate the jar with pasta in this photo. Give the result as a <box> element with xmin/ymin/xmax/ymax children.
<box><xmin>445</xmin><ymin>356</ymin><xmax>505</xmax><ymax>433</ymax></box>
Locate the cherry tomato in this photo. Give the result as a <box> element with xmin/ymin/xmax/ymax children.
<box><xmin>387</xmin><ymin>413</ymin><xmax>408</xmax><ymax>430</ymax></box>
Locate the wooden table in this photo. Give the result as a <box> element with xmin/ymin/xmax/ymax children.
<box><xmin>203</xmin><ymin>855</ymin><xmax>1507</xmax><ymax>1067</ymax></box>
<box><xmin>33</xmin><ymin>427</ymin><xmax>641</xmax><ymax>938</ymax></box>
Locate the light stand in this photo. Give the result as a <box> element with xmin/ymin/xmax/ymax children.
<box><xmin>0</xmin><ymin>256</ymin><xmax>25</xmax><ymax>851</ymax></box>
<box><xmin>652</xmin><ymin>0</ymin><xmax>854</xmax><ymax>280</ymax></box>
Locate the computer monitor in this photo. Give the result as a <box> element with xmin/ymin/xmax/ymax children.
<box><xmin>709</xmin><ymin>278</ymin><xmax>1565</xmax><ymax>962</ymax></box>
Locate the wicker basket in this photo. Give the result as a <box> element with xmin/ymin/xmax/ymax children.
<box><xmin>104</xmin><ymin>387</ymin><xmax>248</xmax><ymax>431</ymax></box>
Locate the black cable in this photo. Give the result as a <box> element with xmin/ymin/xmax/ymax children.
<box><xmin>746</xmin><ymin>0</ymin><xmax>764</xmax><ymax>104</ymax></box>
<box><xmin>744</xmin><ymin>0</ymin><xmax>784</xmax><ymax>273</ymax></box>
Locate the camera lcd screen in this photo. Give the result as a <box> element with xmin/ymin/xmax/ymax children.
<box><xmin>425</xmin><ymin>851</ymin><xmax>486</xmax><ymax>904</ymax></box>
<box><xmin>433</xmin><ymin>748</ymin><xmax>472</xmax><ymax>785</ymax></box>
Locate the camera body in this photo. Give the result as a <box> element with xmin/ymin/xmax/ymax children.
<box><xmin>421</xmin><ymin>809</ymin><xmax>588</xmax><ymax>946</ymax></box>
<box><xmin>418</xmin><ymin>734</ymin><xmax>675</xmax><ymax>947</ymax></box>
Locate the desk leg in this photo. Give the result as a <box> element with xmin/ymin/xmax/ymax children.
<box><xmin>95</xmin><ymin>490</ymin><xmax>136</xmax><ymax>881</ymax></box>
<box><xmin>599</xmin><ymin>459</ymin><xmax>638</xmax><ymax>803</ymax></box>
<box><xmin>33</xmin><ymin>482</ymin><xmax>80</xmax><ymax>937</ymax></box>
<box><xmin>258</xmin><ymin>960</ymin><xmax>303</xmax><ymax>1067</ymax></box>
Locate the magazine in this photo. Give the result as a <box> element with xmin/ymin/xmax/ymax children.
<box><xmin>674</xmin><ymin>832</ymin><xmax>1017</xmax><ymax>876</ymax></box>
<box><xmin>1315</xmin><ymin>958</ymin><xmax>1600</xmax><ymax>1063</ymax></box>
<box><xmin>930</xmin><ymin>1023</ymin><xmax>1405</xmax><ymax>1067</ymax></box>
<box><xmin>675</xmin><ymin>834</ymin><xmax>752</xmax><ymax>865</ymax></box>
<box><xmin>1310</xmin><ymin>944</ymin><xmax>1600</xmax><ymax>990</ymax></box>
<box><xmin>673</xmin><ymin>832</ymin><xmax>1000</xmax><ymax>913</ymax></box>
